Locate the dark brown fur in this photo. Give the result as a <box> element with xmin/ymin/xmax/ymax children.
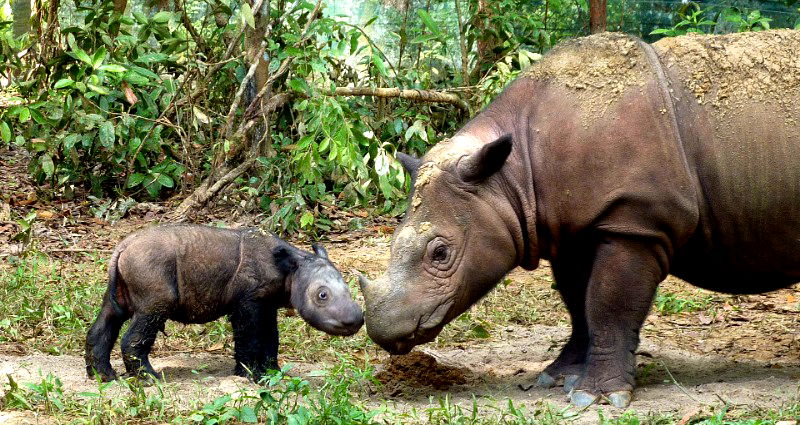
<box><xmin>85</xmin><ymin>225</ymin><xmax>362</xmax><ymax>381</ymax></box>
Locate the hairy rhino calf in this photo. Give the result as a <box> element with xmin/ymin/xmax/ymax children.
<box><xmin>360</xmin><ymin>30</ymin><xmax>800</xmax><ymax>408</ymax></box>
<box><xmin>85</xmin><ymin>225</ymin><xmax>363</xmax><ymax>381</ymax></box>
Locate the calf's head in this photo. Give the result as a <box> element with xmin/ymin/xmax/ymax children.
<box><xmin>361</xmin><ymin>134</ymin><xmax>528</xmax><ymax>354</ymax></box>
<box><xmin>276</xmin><ymin>244</ymin><xmax>364</xmax><ymax>336</ymax></box>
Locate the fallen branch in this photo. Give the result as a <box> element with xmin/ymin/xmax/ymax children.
<box><xmin>328</xmin><ymin>87</ymin><xmax>469</xmax><ymax>111</ymax></box>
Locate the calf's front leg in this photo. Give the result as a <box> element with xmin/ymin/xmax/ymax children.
<box><xmin>230</xmin><ymin>301</ymin><xmax>279</xmax><ymax>381</ymax></box>
<box><xmin>569</xmin><ymin>236</ymin><xmax>667</xmax><ymax>408</ymax></box>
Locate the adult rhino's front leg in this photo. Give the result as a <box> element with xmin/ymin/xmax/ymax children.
<box><xmin>569</xmin><ymin>236</ymin><xmax>666</xmax><ymax>408</ymax></box>
<box><xmin>537</xmin><ymin>250</ymin><xmax>594</xmax><ymax>392</ymax></box>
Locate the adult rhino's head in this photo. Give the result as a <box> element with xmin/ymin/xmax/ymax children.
<box><xmin>361</xmin><ymin>133</ymin><xmax>537</xmax><ymax>354</ymax></box>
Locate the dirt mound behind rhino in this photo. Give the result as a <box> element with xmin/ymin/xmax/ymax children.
<box><xmin>375</xmin><ymin>351</ymin><xmax>471</xmax><ymax>397</ymax></box>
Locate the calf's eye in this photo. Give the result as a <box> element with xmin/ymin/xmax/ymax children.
<box><xmin>318</xmin><ymin>290</ymin><xmax>328</xmax><ymax>301</ymax></box>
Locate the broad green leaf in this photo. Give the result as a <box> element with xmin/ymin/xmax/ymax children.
<box><xmin>470</xmin><ymin>323</ymin><xmax>490</xmax><ymax>339</ymax></box>
<box><xmin>92</xmin><ymin>46</ymin><xmax>107</xmax><ymax>69</ymax></box>
<box><xmin>240</xmin><ymin>2</ymin><xmax>255</xmax><ymax>29</ymax></box>
<box><xmin>99</xmin><ymin>64</ymin><xmax>126</xmax><ymax>73</ymax></box>
<box><xmin>135</xmin><ymin>53</ymin><xmax>168</xmax><ymax>64</ymax></box>
<box><xmin>99</xmin><ymin>121</ymin><xmax>115</xmax><ymax>148</ymax></box>
<box><xmin>239</xmin><ymin>407</ymin><xmax>257</xmax><ymax>423</ymax></box>
<box><xmin>18</xmin><ymin>107</ymin><xmax>31</xmax><ymax>123</ymax></box>
<box><xmin>40</xmin><ymin>153</ymin><xmax>55</xmax><ymax>178</ymax></box>
<box><xmin>87</xmin><ymin>84</ymin><xmax>109</xmax><ymax>95</ymax></box>
<box><xmin>156</xmin><ymin>173</ymin><xmax>174</xmax><ymax>188</ymax></box>
<box><xmin>123</xmin><ymin>71</ymin><xmax>150</xmax><ymax>86</ymax></box>
<box><xmin>371</xmin><ymin>53</ymin><xmax>388</xmax><ymax>77</ymax></box>
<box><xmin>0</xmin><ymin>121</ymin><xmax>11</xmax><ymax>143</ymax></box>
<box><xmin>133</xmin><ymin>11</ymin><xmax>148</xmax><ymax>24</ymax></box>
<box><xmin>417</xmin><ymin>9</ymin><xmax>441</xmax><ymax>37</ymax></box>
<box><xmin>71</xmin><ymin>48</ymin><xmax>93</xmax><ymax>66</ymax></box>
<box><xmin>54</xmin><ymin>78</ymin><xmax>75</xmax><ymax>89</ymax></box>
<box><xmin>29</xmin><ymin>109</ymin><xmax>49</xmax><ymax>126</ymax></box>
<box><xmin>145</xmin><ymin>179</ymin><xmax>161</xmax><ymax>197</ymax></box>
<box><xmin>287</xmin><ymin>78</ymin><xmax>310</xmax><ymax>94</ymax></box>
<box><xmin>152</xmin><ymin>11</ymin><xmax>171</xmax><ymax>23</ymax></box>
<box><xmin>299</xmin><ymin>211</ymin><xmax>314</xmax><ymax>228</ymax></box>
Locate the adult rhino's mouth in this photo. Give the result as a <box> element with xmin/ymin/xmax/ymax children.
<box><xmin>376</xmin><ymin>300</ymin><xmax>454</xmax><ymax>355</ymax></box>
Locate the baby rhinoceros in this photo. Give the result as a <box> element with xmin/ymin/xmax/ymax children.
<box><xmin>85</xmin><ymin>224</ymin><xmax>363</xmax><ymax>382</ymax></box>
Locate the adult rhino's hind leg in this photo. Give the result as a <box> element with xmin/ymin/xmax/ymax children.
<box><xmin>569</xmin><ymin>237</ymin><xmax>665</xmax><ymax>408</ymax></box>
<box><xmin>537</xmin><ymin>251</ymin><xmax>593</xmax><ymax>392</ymax></box>
<box><xmin>85</xmin><ymin>291</ymin><xmax>131</xmax><ymax>381</ymax></box>
<box><xmin>120</xmin><ymin>313</ymin><xmax>166</xmax><ymax>379</ymax></box>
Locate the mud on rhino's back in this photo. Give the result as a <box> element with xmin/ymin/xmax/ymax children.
<box><xmin>654</xmin><ymin>31</ymin><xmax>800</xmax><ymax>291</ymax></box>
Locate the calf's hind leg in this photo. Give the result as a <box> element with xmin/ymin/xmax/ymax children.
<box><xmin>85</xmin><ymin>292</ymin><xmax>131</xmax><ymax>381</ymax></box>
<box><xmin>230</xmin><ymin>301</ymin><xmax>279</xmax><ymax>381</ymax></box>
<box><xmin>121</xmin><ymin>313</ymin><xmax>166</xmax><ymax>379</ymax></box>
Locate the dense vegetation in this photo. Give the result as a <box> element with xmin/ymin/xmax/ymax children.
<box><xmin>1</xmin><ymin>0</ymin><xmax>798</xmax><ymax>234</ymax></box>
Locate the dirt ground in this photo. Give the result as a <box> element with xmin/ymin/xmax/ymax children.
<box><xmin>1</xmin><ymin>235</ymin><xmax>799</xmax><ymax>423</ymax></box>
<box><xmin>1</xmin><ymin>145</ymin><xmax>799</xmax><ymax>423</ymax></box>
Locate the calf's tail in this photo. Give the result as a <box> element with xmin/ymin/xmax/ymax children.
<box><xmin>108</xmin><ymin>248</ymin><xmax>125</xmax><ymax>316</ymax></box>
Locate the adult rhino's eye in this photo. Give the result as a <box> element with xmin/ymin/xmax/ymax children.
<box><xmin>318</xmin><ymin>290</ymin><xmax>328</xmax><ymax>301</ymax></box>
<box><xmin>425</xmin><ymin>237</ymin><xmax>455</xmax><ymax>275</ymax></box>
<box><xmin>432</xmin><ymin>245</ymin><xmax>448</xmax><ymax>262</ymax></box>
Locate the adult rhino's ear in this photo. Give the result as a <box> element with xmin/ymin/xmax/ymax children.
<box><xmin>396</xmin><ymin>152</ymin><xmax>422</xmax><ymax>179</ymax></box>
<box><xmin>274</xmin><ymin>245</ymin><xmax>299</xmax><ymax>274</ymax></box>
<box><xmin>457</xmin><ymin>134</ymin><xmax>513</xmax><ymax>182</ymax></box>
<box><xmin>311</xmin><ymin>243</ymin><xmax>328</xmax><ymax>260</ymax></box>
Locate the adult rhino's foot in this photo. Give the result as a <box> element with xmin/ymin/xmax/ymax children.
<box><xmin>536</xmin><ymin>361</ymin><xmax>584</xmax><ymax>390</ymax></box>
<box><xmin>569</xmin><ymin>390</ymin><xmax>632</xmax><ymax>408</ymax></box>
<box><xmin>535</xmin><ymin>371</ymin><xmax>581</xmax><ymax>393</ymax></box>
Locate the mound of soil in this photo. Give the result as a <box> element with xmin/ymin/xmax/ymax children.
<box><xmin>375</xmin><ymin>351</ymin><xmax>470</xmax><ymax>397</ymax></box>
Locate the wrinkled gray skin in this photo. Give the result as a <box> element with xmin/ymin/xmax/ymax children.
<box><xmin>86</xmin><ymin>225</ymin><xmax>363</xmax><ymax>382</ymax></box>
<box><xmin>361</xmin><ymin>32</ymin><xmax>800</xmax><ymax>408</ymax></box>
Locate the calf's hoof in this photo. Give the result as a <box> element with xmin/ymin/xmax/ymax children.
<box><xmin>86</xmin><ymin>366</ymin><xmax>117</xmax><ymax>382</ymax></box>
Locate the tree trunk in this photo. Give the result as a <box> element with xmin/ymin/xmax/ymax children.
<box><xmin>589</xmin><ymin>0</ymin><xmax>607</xmax><ymax>33</ymax></box>
<box><xmin>454</xmin><ymin>0</ymin><xmax>469</xmax><ymax>86</ymax></box>
<box><xmin>470</xmin><ymin>0</ymin><xmax>500</xmax><ymax>82</ymax></box>
<box><xmin>114</xmin><ymin>0</ymin><xmax>127</xmax><ymax>13</ymax></box>
<box><xmin>12</xmin><ymin>0</ymin><xmax>32</xmax><ymax>38</ymax></box>
<box><xmin>244</xmin><ymin>0</ymin><xmax>270</xmax><ymax>155</ymax></box>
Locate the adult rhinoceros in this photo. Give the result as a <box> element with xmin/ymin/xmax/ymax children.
<box><xmin>359</xmin><ymin>30</ymin><xmax>800</xmax><ymax>408</ymax></box>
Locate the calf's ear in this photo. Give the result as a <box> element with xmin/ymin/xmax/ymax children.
<box><xmin>274</xmin><ymin>246</ymin><xmax>299</xmax><ymax>274</ymax></box>
<box><xmin>396</xmin><ymin>152</ymin><xmax>422</xmax><ymax>179</ymax></box>
<box><xmin>457</xmin><ymin>134</ymin><xmax>513</xmax><ymax>182</ymax></box>
<box><xmin>312</xmin><ymin>243</ymin><xmax>329</xmax><ymax>260</ymax></box>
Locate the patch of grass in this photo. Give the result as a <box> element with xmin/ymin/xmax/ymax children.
<box><xmin>0</xmin><ymin>253</ymin><xmax>106</xmax><ymax>353</ymax></box>
<box><xmin>653</xmin><ymin>289</ymin><xmax>715</xmax><ymax>315</ymax></box>
<box><xmin>0</xmin><ymin>358</ymin><xmax>384</xmax><ymax>424</ymax></box>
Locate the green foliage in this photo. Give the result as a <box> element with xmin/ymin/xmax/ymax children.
<box><xmin>0</xmin><ymin>253</ymin><xmax>105</xmax><ymax>353</ymax></box>
<box><xmin>721</xmin><ymin>7</ymin><xmax>772</xmax><ymax>32</ymax></box>
<box><xmin>8</xmin><ymin>0</ymin><xmax>188</xmax><ymax>197</ymax></box>
<box><xmin>650</xmin><ymin>3</ymin><xmax>715</xmax><ymax>36</ymax></box>
<box><xmin>653</xmin><ymin>290</ymin><xmax>713</xmax><ymax>315</ymax></box>
<box><xmin>3</xmin><ymin>0</ymin><xmax>799</xmax><ymax>234</ymax></box>
<box><xmin>651</xmin><ymin>2</ymin><xmax>779</xmax><ymax>37</ymax></box>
